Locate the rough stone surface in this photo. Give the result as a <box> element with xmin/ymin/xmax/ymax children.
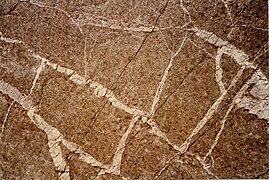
<box><xmin>0</xmin><ymin>0</ymin><xmax>268</xmax><ymax>179</ymax></box>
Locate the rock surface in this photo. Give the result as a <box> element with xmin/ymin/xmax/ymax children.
<box><xmin>0</xmin><ymin>0</ymin><xmax>268</xmax><ymax>179</ymax></box>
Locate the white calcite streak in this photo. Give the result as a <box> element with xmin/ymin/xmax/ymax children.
<box><xmin>1</xmin><ymin>14</ymin><xmax>268</xmax><ymax>177</ymax></box>
<box><xmin>30</xmin><ymin>59</ymin><xmax>46</xmax><ymax>94</ymax></box>
<box><xmin>61</xmin><ymin>139</ymin><xmax>109</xmax><ymax>169</ymax></box>
<box><xmin>180</xmin><ymin>0</ymin><xmax>192</xmax><ymax>23</ymax></box>
<box><xmin>79</xmin><ymin>18</ymin><xmax>189</xmax><ymax>33</ymax></box>
<box><xmin>56</xmin><ymin>66</ymin><xmax>74</xmax><ymax>76</ymax></box>
<box><xmin>29</xmin><ymin>0</ymin><xmax>89</xmax><ymax>80</ymax></box>
<box><xmin>215</xmin><ymin>48</ymin><xmax>227</xmax><ymax>94</ymax></box>
<box><xmin>178</xmin><ymin>66</ymin><xmax>246</xmax><ymax>154</ymax></box>
<box><xmin>194</xmin><ymin>154</ymin><xmax>218</xmax><ymax>178</ymax></box>
<box><xmin>0</xmin><ymin>34</ymin><xmax>24</xmax><ymax>45</ymax></box>
<box><xmin>112</xmin><ymin>116</ymin><xmax>138</xmax><ymax>173</ymax></box>
<box><xmin>0</xmin><ymin>100</ymin><xmax>15</xmax><ymax>140</ymax></box>
<box><xmin>179</xmin><ymin>28</ymin><xmax>269</xmax><ymax>158</ymax></box>
<box><xmin>236</xmin><ymin>70</ymin><xmax>269</xmax><ymax>122</ymax></box>
<box><xmin>148</xmin><ymin>118</ymin><xmax>180</xmax><ymax>152</ymax></box>
<box><xmin>190</xmin><ymin>28</ymin><xmax>254</xmax><ymax>68</ymax></box>
<box><xmin>0</xmin><ymin>80</ymin><xmax>70</xmax><ymax>179</ymax></box>
<box><xmin>27</xmin><ymin>108</ymin><xmax>70</xmax><ymax>180</ymax></box>
<box><xmin>0</xmin><ymin>80</ymin><xmax>32</xmax><ymax>110</ymax></box>
<box><xmin>46</xmin><ymin>61</ymin><xmax>58</xmax><ymax>70</ymax></box>
<box><xmin>0</xmin><ymin>34</ymin><xmax>146</xmax><ymax>117</ymax></box>
<box><xmin>179</xmin><ymin>92</ymin><xmax>226</xmax><ymax>153</ymax></box>
<box><xmin>204</xmin><ymin>69</ymin><xmax>269</xmax><ymax>166</ymax></box>
<box><xmin>105</xmin><ymin>90</ymin><xmax>146</xmax><ymax>116</ymax></box>
<box><xmin>100</xmin><ymin>116</ymin><xmax>139</xmax><ymax>176</ymax></box>
<box><xmin>178</xmin><ymin>28</ymin><xmax>254</xmax><ymax>154</ymax></box>
<box><xmin>79</xmin><ymin>20</ymin><xmax>155</xmax><ymax>32</ymax></box>
<box><xmin>29</xmin><ymin>0</ymin><xmax>84</xmax><ymax>35</ymax></box>
<box><xmin>83</xmin><ymin>38</ymin><xmax>88</xmax><ymax>77</ymax></box>
<box><xmin>203</xmin><ymin>72</ymin><xmax>255</xmax><ymax>161</ymax></box>
<box><xmin>28</xmin><ymin>107</ymin><xmax>71</xmax><ymax>180</ymax></box>
<box><xmin>0</xmin><ymin>80</ymin><xmax>110</xmax><ymax>179</ymax></box>
<box><xmin>69</xmin><ymin>73</ymin><xmax>88</xmax><ymax>85</ymax></box>
<box><xmin>0</xmin><ymin>33</ymin><xmax>148</xmax><ymax>177</ymax></box>
<box><xmin>221</xmin><ymin>0</ymin><xmax>233</xmax><ymax>26</ymax></box>
<box><xmin>146</xmin><ymin>34</ymin><xmax>190</xmax><ymax>153</ymax></box>
<box><xmin>150</xmin><ymin>33</ymin><xmax>187</xmax><ymax>116</ymax></box>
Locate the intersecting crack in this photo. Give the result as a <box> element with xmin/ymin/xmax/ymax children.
<box><xmin>0</xmin><ymin>1</ymin><xmax>268</xmax><ymax>179</ymax></box>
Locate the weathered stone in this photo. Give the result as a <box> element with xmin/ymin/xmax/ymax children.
<box><xmin>0</xmin><ymin>0</ymin><xmax>268</xmax><ymax>179</ymax></box>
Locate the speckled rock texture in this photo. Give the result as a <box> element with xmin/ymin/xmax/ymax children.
<box><xmin>0</xmin><ymin>0</ymin><xmax>268</xmax><ymax>179</ymax></box>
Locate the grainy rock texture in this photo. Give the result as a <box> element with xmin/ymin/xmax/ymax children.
<box><xmin>0</xmin><ymin>0</ymin><xmax>268</xmax><ymax>179</ymax></box>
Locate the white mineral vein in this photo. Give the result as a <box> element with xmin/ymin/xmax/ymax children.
<box><xmin>150</xmin><ymin>33</ymin><xmax>187</xmax><ymax>116</ymax></box>
<box><xmin>0</xmin><ymin>80</ymin><xmax>109</xmax><ymax>179</ymax></box>
<box><xmin>98</xmin><ymin>116</ymin><xmax>139</xmax><ymax>176</ymax></box>
<box><xmin>0</xmin><ymin>34</ymin><xmax>146</xmax><ymax>117</ymax></box>
<box><xmin>179</xmin><ymin>28</ymin><xmax>255</xmax><ymax>154</ymax></box>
